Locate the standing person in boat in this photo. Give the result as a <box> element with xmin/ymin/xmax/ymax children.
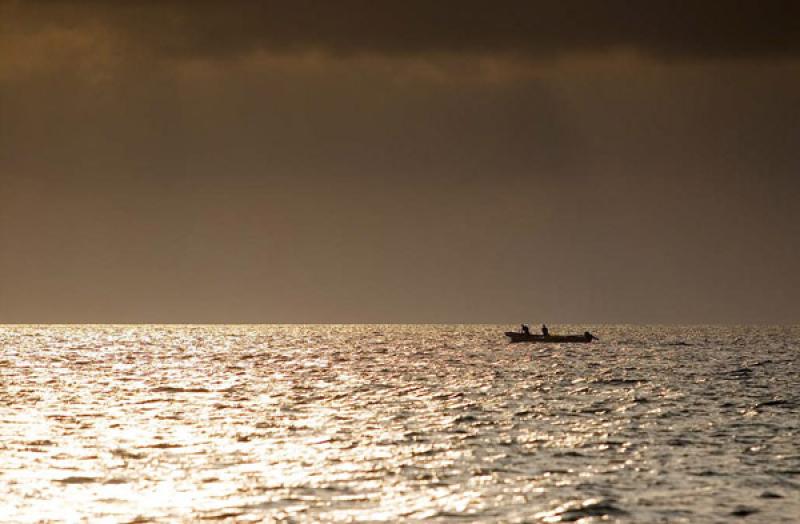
<box><xmin>541</xmin><ymin>324</ymin><xmax>549</xmax><ymax>336</ymax></box>
<box><xmin>521</xmin><ymin>324</ymin><xmax>531</xmax><ymax>335</ymax></box>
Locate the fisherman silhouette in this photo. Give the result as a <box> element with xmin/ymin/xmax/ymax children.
<box><xmin>541</xmin><ymin>324</ymin><xmax>549</xmax><ymax>336</ymax></box>
<box><xmin>521</xmin><ymin>324</ymin><xmax>531</xmax><ymax>335</ymax></box>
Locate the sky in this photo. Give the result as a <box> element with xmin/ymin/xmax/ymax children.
<box><xmin>1</xmin><ymin>1</ymin><xmax>799</xmax><ymax>323</ymax></box>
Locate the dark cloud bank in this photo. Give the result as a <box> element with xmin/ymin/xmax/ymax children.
<box><xmin>12</xmin><ymin>0</ymin><xmax>800</xmax><ymax>61</ymax></box>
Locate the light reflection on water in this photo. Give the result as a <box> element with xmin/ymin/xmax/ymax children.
<box><xmin>0</xmin><ymin>325</ymin><xmax>798</xmax><ymax>522</ymax></box>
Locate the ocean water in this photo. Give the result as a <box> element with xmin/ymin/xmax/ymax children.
<box><xmin>0</xmin><ymin>324</ymin><xmax>798</xmax><ymax>523</ymax></box>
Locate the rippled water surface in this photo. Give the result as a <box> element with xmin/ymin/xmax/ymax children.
<box><xmin>1</xmin><ymin>325</ymin><xmax>798</xmax><ymax>522</ymax></box>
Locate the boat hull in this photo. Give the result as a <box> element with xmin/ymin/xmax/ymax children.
<box><xmin>505</xmin><ymin>332</ymin><xmax>592</xmax><ymax>343</ymax></box>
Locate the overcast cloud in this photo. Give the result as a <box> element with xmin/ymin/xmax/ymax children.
<box><xmin>1</xmin><ymin>1</ymin><xmax>798</xmax><ymax>323</ymax></box>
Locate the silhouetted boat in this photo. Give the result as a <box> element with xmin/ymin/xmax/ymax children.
<box><xmin>505</xmin><ymin>332</ymin><xmax>595</xmax><ymax>343</ymax></box>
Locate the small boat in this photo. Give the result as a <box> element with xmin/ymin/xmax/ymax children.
<box><xmin>505</xmin><ymin>332</ymin><xmax>596</xmax><ymax>343</ymax></box>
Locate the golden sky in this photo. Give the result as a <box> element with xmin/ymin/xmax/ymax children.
<box><xmin>1</xmin><ymin>1</ymin><xmax>799</xmax><ymax>322</ymax></box>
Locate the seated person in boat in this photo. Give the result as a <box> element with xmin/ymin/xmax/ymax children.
<box><xmin>521</xmin><ymin>324</ymin><xmax>531</xmax><ymax>335</ymax></box>
<box><xmin>541</xmin><ymin>324</ymin><xmax>549</xmax><ymax>336</ymax></box>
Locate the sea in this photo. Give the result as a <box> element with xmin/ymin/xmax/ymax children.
<box><xmin>0</xmin><ymin>325</ymin><xmax>798</xmax><ymax>523</ymax></box>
